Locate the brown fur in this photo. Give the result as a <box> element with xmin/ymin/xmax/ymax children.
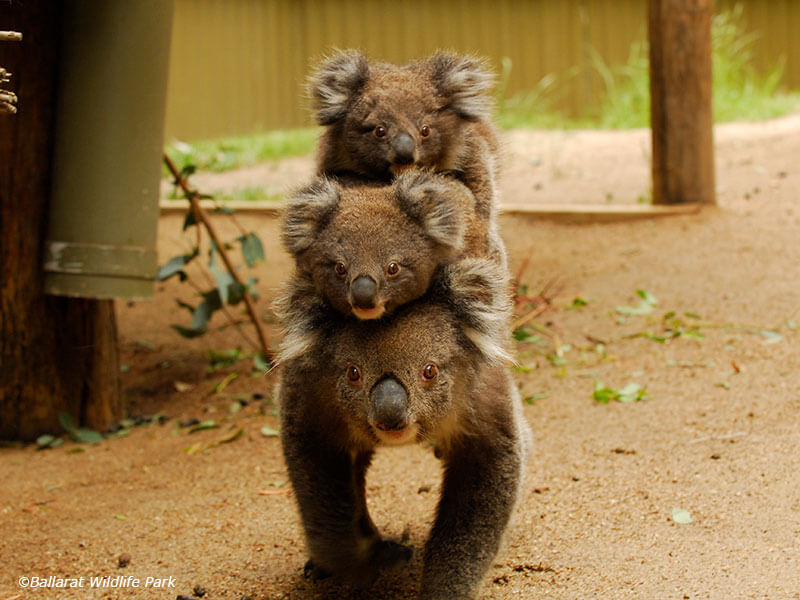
<box><xmin>278</xmin><ymin>258</ymin><xmax>529</xmax><ymax>598</ymax></box>
<box><xmin>308</xmin><ymin>50</ymin><xmax>502</xmax><ymax>227</ymax></box>
<box><xmin>280</xmin><ymin>170</ymin><xmax>491</xmax><ymax>327</ymax></box>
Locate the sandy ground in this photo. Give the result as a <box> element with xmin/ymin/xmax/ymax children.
<box><xmin>1</xmin><ymin>114</ymin><xmax>799</xmax><ymax>600</ymax></box>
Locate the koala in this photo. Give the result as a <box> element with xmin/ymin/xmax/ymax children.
<box><xmin>278</xmin><ymin>257</ymin><xmax>531</xmax><ymax>599</ymax></box>
<box><xmin>308</xmin><ymin>49</ymin><xmax>502</xmax><ymax>228</ymax></box>
<box><xmin>281</xmin><ymin>169</ymin><xmax>492</xmax><ymax>335</ymax></box>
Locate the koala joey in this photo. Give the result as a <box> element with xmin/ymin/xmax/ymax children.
<box><xmin>278</xmin><ymin>257</ymin><xmax>530</xmax><ymax>599</ymax></box>
<box><xmin>282</xmin><ymin>169</ymin><xmax>493</xmax><ymax>334</ymax></box>
<box><xmin>308</xmin><ymin>49</ymin><xmax>501</xmax><ymax>225</ymax></box>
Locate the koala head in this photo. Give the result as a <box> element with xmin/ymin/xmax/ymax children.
<box><xmin>308</xmin><ymin>50</ymin><xmax>495</xmax><ymax>179</ymax></box>
<box><xmin>328</xmin><ymin>257</ymin><xmax>511</xmax><ymax>447</ymax></box>
<box><xmin>283</xmin><ymin>170</ymin><xmax>475</xmax><ymax>320</ymax></box>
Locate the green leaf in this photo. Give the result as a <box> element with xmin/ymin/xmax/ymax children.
<box><xmin>73</xmin><ymin>428</ymin><xmax>104</xmax><ymax>444</ymax></box>
<box><xmin>253</xmin><ymin>352</ymin><xmax>271</xmax><ymax>373</ymax></box>
<box><xmin>513</xmin><ymin>327</ymin><xmax>534</xmax><ymax>342</ymax></box>
<box><xmin>523</xmin><ymin>392</ymin><xmax>549</xmax><ymax>404</ymax></box>
<box><xmin>636</xmin><ymin>289</ymin><xmax>658</xmax><ymax>305</ymax></box>
<box><xmin>261</xmin><ymin>426</ymin><xmax>280</xmax><ymax>437</ymax></box>
<box><xmin>189</xmin><ymin>420</ymin><xmax>219</xmax><ymax>433</ymax></box>
<box><xmin>238</xmin><ymin>232</ymin><xmax>266</xmax><ymax>267</ymax></box>
<box><xmin>58</xmin><ymin>412</ymin><xmax>77</xmax><ymax>433</ymax></box>
<box><xmin>567</xmin><ymin>297</ymin><xmax>588</xmax><ymax>309</ymax></box>
<box><xmin>36</xmin><ymin>434</ymin><xmax>56</xmax><ymax>448</ymax></box>
<box><xmin>208</xmin><ymin>242</ymin><xmax>235</xmax><ymax>304</ymax></box>
<box><xmin>760</xmin><ymin>330</ymin><xmax>783</xmax><ymax>344</ymax></box>
<box><xmin>182</xmin><ymin>210</ymin><xmax>197</xmax><ymax>231</ymax></box>
<box><xmin>671</xmin><ymin>508</ymin><xmax>693</xmax><ymax>524</ymax></box>
<box><xmin>157</xmin><ymin>249</ymin><xmax>198</xmax><ymax>282</ymax></box>
<box><xmin>171</xmin><ymin>324</ymin><xmax>207</xmax><ymax>339</ymax></box>
<box><xmin>617</xmin><ymin>290</ymin><xmax>658</xmax><ymax>316</ymax></box>
<box><xmin>592</xmin><ymin>381</ymin><xmax>616</xmax><ymax>404</ymax></box>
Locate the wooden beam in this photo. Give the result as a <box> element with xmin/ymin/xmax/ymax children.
<box><xmin>649</xmin><ymin>0</ymin><xmax>715</xmax><ymax>205</ymax></box>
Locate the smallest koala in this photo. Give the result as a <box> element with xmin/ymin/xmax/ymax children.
<box><xmin>281</xmin><ymin>170</ymin><xmax>491</xmax><ymax>343</ymax></box>
<box><xmin>308</xmin><ymin>49</ymin><xmax>501</xmax><ymax>223</ymax></box>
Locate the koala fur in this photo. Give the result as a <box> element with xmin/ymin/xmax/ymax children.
<box><xmin>278</xmin><ymin>257</ymin><xmax>530</xmax><ymax>599</ymax></box>
<box><xmin>281</xmin><ymin>169</ymin><xmax>493</xmax><ymax>331</ymax></box>
<box><xmin>308</xmin><ymin>49</ymin><xmax>502</xmax><ymax>227</ymax></box>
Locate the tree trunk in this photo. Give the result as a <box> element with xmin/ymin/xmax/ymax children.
<box><xmin>649</xmin><ymin>0</ymin><xmax>716</xmax><ymax>205</ymax></box>
<box><xmin>0</xmin><ymin>1</ymin><xmax>121</xmax><ymax>442</ymax></box>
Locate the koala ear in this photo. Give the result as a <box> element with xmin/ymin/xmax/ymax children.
<box><xmin>394</xmin><ymin>170</ymin><xmax>466</xmax><ymax>252</ymax></box>
<box><xmin>429</xmin><ymin>52</ymin><xmax>495</xmax><ymax>121</ymax></box>
<box><xmin>307</xmin><ymin>50</ymin><xmax>370</xmax><ymax>125</ymax></box>
<box><xmin>441</xmin><ymin>257</ymin><xmax>513</xmax><ymax>363</ymax></box>
<box><xmin>282</xmin><ymin>178</ymin><xmax>340</xmax><ymax>256</ymax></box>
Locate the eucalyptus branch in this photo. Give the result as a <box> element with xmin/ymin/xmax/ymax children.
<box><xmin>163</xmin><ymin>153</ymin><xmax>273</xmax><ymax>364</ymax></box>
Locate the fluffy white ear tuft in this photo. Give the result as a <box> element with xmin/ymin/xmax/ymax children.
<box><xmin>307</xmin><ymin>50</ymin><xmax>370</xmax><ymax>125</ymax></box>
<box><xmin>282</xmin><ymin>178</ymin><xmax>340</xmax><ymax>256</ymax></box>
<box><xmin>429</xmin><ymin>52</ymin><xmax>495</xmax><ymax>121</ymax></box>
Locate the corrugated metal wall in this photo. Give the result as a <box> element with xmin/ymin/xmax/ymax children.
<box><xmin>164</xmin><ymin>0</ymin><xmax>799</xmax><ymax>141</ymax></box>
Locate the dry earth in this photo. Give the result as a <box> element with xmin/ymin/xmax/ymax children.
<box><xmin>2</xmin><ymin>114</ymin><xmax>799</xmax><ymax>600</ymax></box>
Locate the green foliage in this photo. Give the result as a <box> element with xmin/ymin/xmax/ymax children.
<box><xmin>497</xmin><ymin>6</ymin><xmax>800</xmax><ymax>130</ymax></box>
<box><xmin>58</xmin><ymin>412</ymin><xmax>104</xmax><ymax>444</ymax></box>
<box><xmin>160</xmin><ymin>210</ymin><xmax>264</xmax><ymax>341</ymax></box>
<box><xmin>166</xmin><ymin>127</ymin><xmax>320</xmax><ymax>173</ymax></box>
<box><xmin>593</xmin><ymin>381</ymin><xmax>648</xmax><ymax>404</ymax></box>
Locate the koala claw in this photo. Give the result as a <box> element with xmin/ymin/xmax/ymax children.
<box><xmin>371</xmin><ymin>539</ymin><xmax>413</xmax><ymax>571</ymax></box>
<box><xmin>303</xmin><ymin>559</ymin><xmax>332</xmax><ymax>581</ymax></box>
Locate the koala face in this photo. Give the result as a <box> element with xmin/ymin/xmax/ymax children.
<box><xmin>331</xmin><ymin>301</ymin><xmax>469</xmax><ymax>447</ymax></box>
<box><xmin>309</xmin><ymin>51</ymin><xmax>494</xmax><ymax>180</ymax></box>
<box><xmin>283</xmin><ymin>171</ymin><xmax>474</xmax><ymax>320</ymax></box>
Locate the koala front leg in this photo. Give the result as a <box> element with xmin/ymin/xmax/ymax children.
<box><xmin>281</xmin><ymin>410</ymin><xmax>411</xmax><ymax>584</ymax></box>
<box><xmin>420</xmin><ymin>432</ymin><xmax>523</xmax><ymax>600</ymax></box>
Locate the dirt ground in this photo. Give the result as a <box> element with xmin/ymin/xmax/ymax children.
<box><xmin>2</xmin><ymin>114</ymin><xmax>799</xmax><ymax>600</ymax></box>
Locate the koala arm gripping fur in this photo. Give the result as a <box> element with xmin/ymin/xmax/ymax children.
<box><xmin>420</xmin><ymin>371</ymin><xmax>527</xmax><ymax>600</ymax></box>
<box><xmin>279</xmin><ymin>370</ymin><xmax>411</xmax><ymax>584</ymax></box>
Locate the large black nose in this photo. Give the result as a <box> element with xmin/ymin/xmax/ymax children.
<box><xmin>392</xmin><ymin>133</ymin><xmax>415</xmax><ymax>165</ymax></box>
<box><xmin>351</xmin><ymin>275</ymin><xmax>377</xmax><ymax>308</ymax></box>
<box><xmin>370</xmin><ymin>377</ymin><xmax>408</xmax><ymax>431</ymax></box>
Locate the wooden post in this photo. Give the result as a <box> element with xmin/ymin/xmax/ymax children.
<box><xmin>0</xmin><ymin>1</ymin><xmax>122</xmax><ymax>441</ymax></box>
<box><xmin>649</xmin><ymin>0</ymin><xmax>715</xmax><ymax>205</ymax></box>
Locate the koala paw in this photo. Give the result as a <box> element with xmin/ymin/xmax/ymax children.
<box><xmin>371</xmin><ymin>539</ymin><xmax>413</xmax><ymax>572</ymax></box>
<box><xmin>303</xmin><ymin>559</ymin><xmax>332</xmax><ymax>581</ymax></box>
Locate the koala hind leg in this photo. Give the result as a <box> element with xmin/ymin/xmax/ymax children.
<box><xmin>420</xmin><ymin>425</ymin><xmax>523</xmax><ymax>599</ymax></box>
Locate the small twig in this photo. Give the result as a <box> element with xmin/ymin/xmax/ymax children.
<box><xmin>688</xmin><ymin>432</ymin><xmax>747</xmax><ymax>444</ymax></box>
<box><xmin>512</xmin><ymin>303</ymin><xmax>549</xmax><ymax>331</ymax></box>
<box><xmin>163</xmin><ymin>153</ymin><xmax>273</xmax><ymax>363</ymax></box>
<box><xmin>0</xmin><ymin>31</ymin><xmax>23</xmax><ymax>42</ymax></box>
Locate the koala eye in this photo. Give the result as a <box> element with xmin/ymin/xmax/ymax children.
<box><xmin>374</xmin><ymin>125</ymin><xmax>387</xmax><ymax>139</ymax></box>
<box><xmin>420</xmin><ymin>124</ymin><xmax>431</xmax><ymax>138</ymax></box>
<box><xmin>347</xmin><ymin>365</ymin><xmax>362</xmax><ymax>385</ymax></box>
<box><xmin>386</xmin><ymin>262</ymin><xmax>400</xmax><ymax>278</ymax></box>
<box><xmin>334</xmin><ymin>262</ymin><xmax>347</xmax><ymax>279</ymax></box>
<box><xmin>421</xmin><ymin>363</ymin><xmax>438</xmax><ymax>381</ymax></box>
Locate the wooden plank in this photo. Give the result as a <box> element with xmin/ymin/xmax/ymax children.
<box><xmin>649</xmin><ymin>0</ymin><xmax>716</xmax><ymax>205</ymax></box>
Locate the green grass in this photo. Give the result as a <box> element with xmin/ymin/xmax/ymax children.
<box><xmin>498</xmin><ymin>5</ymin><xmax>800</xmax><ymax>130</ymax></box>
<box><xmin>165</xmin><ymin>127</ymin><xmax>320</xmax><ymax>173</ymax></box>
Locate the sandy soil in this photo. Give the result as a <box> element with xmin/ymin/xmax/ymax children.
<box><xmin>2</xmin><ymin>115</ymin><xmax>799</xmax><ymax>600</ymax></box>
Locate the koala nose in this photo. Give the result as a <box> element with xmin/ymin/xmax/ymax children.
<box><xmin>351</xmin><ymin>275</ymin><xmax>377</xmax><ymax>308</ymax></box>
<box><xmin>392</xmin><ymin>133</ymin><xmax>416</xmax><ymax>165</ymax></box>
<box><xmin>370</xmin><ymin>377</ymin><xmax>409</xmax><ymax>431</ymax></box>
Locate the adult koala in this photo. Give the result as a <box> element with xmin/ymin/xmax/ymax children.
<box><xmin>276</xmin><ymin>257</ymin><xmax>530</xmax><ymax>599</ymax></box>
